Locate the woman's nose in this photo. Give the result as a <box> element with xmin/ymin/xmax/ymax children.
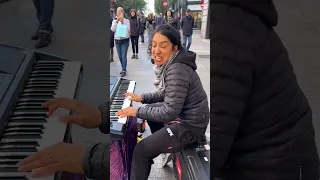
<box><xmin>154</xmin><ymin>47</ymin><xmax>161</xmax><ymax>54</ymax></box>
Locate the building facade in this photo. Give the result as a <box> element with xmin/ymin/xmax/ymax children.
<box><xmin>201</xmin><ymin>0</ymin><xmax>209</xmax><ymax>39</ymax></box>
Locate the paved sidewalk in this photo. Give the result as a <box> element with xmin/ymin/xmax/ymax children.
<box><xmin>110</xmin><ymin>29</ymin><xmax>210</xmax><ymax>180</ymax></box>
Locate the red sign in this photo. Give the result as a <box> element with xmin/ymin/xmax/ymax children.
<box><xmin>200</xmin><ymin>1</ymin><xmax>204</xmax><ymax>9</ymax></box>
<box><xmin>163</xmin><ymin>1</ymin><xmax>168</xmax><ymax>6</ymax></box>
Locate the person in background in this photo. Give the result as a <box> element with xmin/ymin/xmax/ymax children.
<box><xmin>181</xmin><ymin>9</ymin><xmax>194</xmax><ymax>51</ymax></box>
<box><xmin>155</xmin><ymin>13</ymin><xmax>164</xmax><ymax>27</ymax></box>
<box><xmin>17</xmin><ymin>98</ymin><xmax>109</xmax><ymax>179</ymax></box>
<box><xmin>129</xmin><ymin>9</ymin><xmax>140</xmax><ymax>59</ymax></box>
<box><xmin>31</xmin><ymin>0</ymin><xmax>54</xmax><ymax>48</ymax></box>
<box><xmin>111</xmin><ymin>7</ymin><xmax>131</xmax><ymax>77</ymax></box>
<box><xmin>139</xmin><ymin>12</ymin><xmax>147</xmax><ymax>44</ymax></box>
<box><xmin>146</xmin><ymin>13</ymin><xmax>156</xmax><ymax>56</ymax></box>
<box><xmin>164</xmin><ymin>10</ymin><xmax>178</xmax><ymax>29</ymax></box>
<box><xmin>212</xmin><ymin>1</ymin><xmax>320</xmax><ymax>179</ymax></box>
<box><xmin>110</xmin><ymin>10</ymin><xmax>115</xmax><ymax>62</ymax></box>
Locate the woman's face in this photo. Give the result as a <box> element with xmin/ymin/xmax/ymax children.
<box><xmin>167</xmin><ymin>11</ymin><xmax>171</xmax><ymax>17</ymax></box>
<box><xmin>117</xmin><ymin>10</ymin><xmax>123</xmax><ymax>18</ymax></box>
<box><xmin>152</xmin><ymin>32</ymin><xmax>177</xmax><ymax>66</ymax></box>
<box><xmin>131</xmin><ymin>11</ymin><xmax>135</xmax><ymax>17</ymax></box>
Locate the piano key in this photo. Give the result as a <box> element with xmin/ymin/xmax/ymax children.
<box><xmin>0</xmin><ymin>46</ymin><xmax>82</xmax><ymax>180</ymax></box>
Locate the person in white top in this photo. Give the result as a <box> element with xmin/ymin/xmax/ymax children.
<box><xmin>111</xmin><ymin>7</ymin><xmax>131</xmax><ymax>77</ymax></box>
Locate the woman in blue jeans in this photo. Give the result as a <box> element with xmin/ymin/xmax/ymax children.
<box><xmin>111</xmin><ymin>7</ymin><xmax>131</xmax><ymax>77</ymax></box>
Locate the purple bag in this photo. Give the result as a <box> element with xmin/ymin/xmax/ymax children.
<box><xmin>60</xmin><ymin>172</ymin><xmax>87</xmax><ymax>180</ymax></box>
<box><xmin>110</xmin><ymin>117</ymin><xmax>137</xmax><ymax>180</ymax></box>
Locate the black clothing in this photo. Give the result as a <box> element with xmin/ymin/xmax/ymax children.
<box><xmin>212</xmin><ymin>2</ymin><xmax>319</xmax><ymax>180</ymax></box>
<box><xmin>137</xmin><ymin>51</ymin><xmax>209</xmax><ymax>129</ymax></box>
<box><xmin>110</xmin><ymin>16</ymin><xmax>114</xmax><ymax>48</ymax></box>
<box><xmin>131</xmin><ymin>102</ymin><xmax>206</xmax><ymax>180</ymax></box>
<box><xmin>130</xmin><ymin>36</ymin><xmax>139</xmax><ymax>54</ymax></box>
<box><xmin>82</xmin><ymin>102</ymin><xmax>109</xmax><ymax>179</ymax></box>
<box><xmin>164</xmin><ymin>17</ymin><xmax>178</xmax><ymax>29</ymax></box>
<box><xmin>129</xmin><ymin>15</ymin><xmax>140</xmax><ymax>36</ymax></box>
<box><xmin>181</xmin><ymin>15</ymin><xmax>194</xmax><ymax>36</ymax></box>
<box><xmin>32</xmin><ymin>0</ymin><xmax>54</xmax><ymax>31</ymax></box>
<box><xmin>132</xmin><ymin>51</ymin><xmax>209</xmax><ymax>180</ymax></box>
<box><xmin>212</xmin><ymin>0</ymin><xmax>278</xmax><ymax>27</ymax></box>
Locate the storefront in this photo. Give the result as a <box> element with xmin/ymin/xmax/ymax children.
<box><xmin>187</xmin><ymin>0</ymin><xmax>203</xmax><ymax>29</ymax></box>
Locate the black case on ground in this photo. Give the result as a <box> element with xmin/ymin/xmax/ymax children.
<box><xmin>173</xmin><ymin>136</ymin><xmax>210</xmax><ymax>180</ymax></box>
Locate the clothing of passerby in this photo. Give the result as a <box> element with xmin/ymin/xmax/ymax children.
<box><xmin>115</xmin><ymin>24</ymin><xmax>209</xmax><ymax>180</ymax></box>
<box><xmin>111</xmin><ymin>7</ymin><xmax>131</xmax><ymax>77</ymax></box>
<box><xmin>155</xmin><ymin>13</ymin><xmax>164</xmax><ymax>27</ymax></box>
<box><xmin>110</xmin><ymin>15</ymin><xmax>115</xmax><ymax>62</ymax></box>
<box><xmin>146</xmin><ymin>13</ymin><xmax>156</xmax><ymax>56</ymax></box>
<box><xmin>212</xmin><ymin>1</ymin><xmax>320</xmax><ymax>180</ymax></box>
<box><xmin>129</xmin><ymin>9</ymin><xmax>140</xmax><ymax>59</ymax></box>
<box><xmin>164</xmin><ymin>10</ymin><xmax>178</xmax><ymax>29</ymax></box>
<box><xmin>31</xmin><ymin>0</ymin><xmax>54</xmax><ymax>48</ymax></box>
<box><xmin>181</xmin><ymin>9</ymin><xmax>194</xmax><ymax>50</ymax></box>
<box><xmin>139</xmin><ymin>13</ymin><xmax>147</xmax><ymax>43</ymax></box>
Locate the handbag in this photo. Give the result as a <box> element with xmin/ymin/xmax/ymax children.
<box><xmin>115</xmin><ymin>23</ymin><xmax>127</xmax><ymax>38</ymax></box>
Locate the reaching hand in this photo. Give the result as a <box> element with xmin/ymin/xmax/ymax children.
<box><xmin>18</xmin><ymin>142</ymin><xmax>86</xmax><ymax>178</ymax></box>
<box><xmin>124</xmin><ymin>92</ymin><xmax>142</xmax><ymax>102</ymax></box>
<box><xmin>116</xmin><ymin>107</ymin><xmax>137</xmax><ymax>118</ymax></box>
<box><xmin>42</xmin><ymin>98</ymin><xmax>102</xmax><ymax>129</ymax></box>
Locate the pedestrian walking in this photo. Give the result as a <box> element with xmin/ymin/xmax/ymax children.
<box><xmin>129</xmin><ymin>9</ymin><xmax>140</xmax><ymax>59</ymax></box>
<box><xmin>181</xmin><ymin>9</ymin><xmax>194</xmax><ymax>50</ymax></box>
<box><xmin>111</xmin><ymin>7</ymin><xmax>131</xmax><ymax>77</ymax></box>
<box><xmin>155</xmin><ymin>13</ymin><xmax>165</xmax><ymax>28</ymax></box>
<box><xmin>31</xmin><ymin>0</ymin><xmax>54</xmax><ymax>48</ymax></box>
<box><xmin>146</xmin><ymin>13</ymin><xmax>156</xmax><ymax>56</ymax></box>
<box><xmin>139</xmin><ymin>12</ymin><xmax>147</xmax><ymax>43</ymax></box>
<box><xmin>110</xmin><ymin>10</ymin><xmax>115</xmax><ymax>62</ymax></box>
<box><xmin>164</xmin><ymin>10</ymin><xmax>178</xmax><ymax>29</ymax></box>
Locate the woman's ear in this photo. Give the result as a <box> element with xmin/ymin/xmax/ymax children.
<box><xmin>173</xmin><ymin>45</ymin><xmax>178</xmax><ymax>51</ymax></box>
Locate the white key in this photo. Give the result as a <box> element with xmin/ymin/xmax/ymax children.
<box><xmin>117</xmin><ymin>81</ymin><xmax>136</xmax><ymax>124</ymax></box>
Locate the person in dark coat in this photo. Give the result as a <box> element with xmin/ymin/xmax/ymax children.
<box><xmin>116</xmin><ymin>24</ymin><xmax>210</xmax><ymax>180</ymax></box>
<box><xmin>110</xmin><ymin>11</ymin><xmax>115</xmax><ymax>62</ymax></box>
<box><xmin>212</xmin><ymin>1</ymin><xmax>320</xmax><ymax>180</ymax></box>
<box><xmin>181</xmin><ymin>9</ymin><xmax>194</xmax><ymax>50</ymax></box>
<box><xmin>129</xmin><ymin>9</ymin><xmax>140</xmax><ymax>59</ymax></box>
<box><xmin>164</xmin><ymin>10</ymin><xmax>178</xmax><ymax>29</ymax></box>
<box><xmin>139</xmin><ymin>12</ymin><xmax>147</xmax><ymax>43</ymax></box>
<box><xmin>17</xmin><ymin>98</ymin><xmax>109</xmax><ymax>180</ymax></box>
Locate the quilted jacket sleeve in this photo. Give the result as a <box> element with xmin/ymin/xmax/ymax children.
<box><xmin>136</xmin><ymin>63</ymin><xmax>189</xmax><ymax>122</ymax></box>
<box><xmin>141</xmin><ymin>90</ymin><xmax>165</xmax><ymax>104</ymax></box>
<box><xmin>83</xmin><ymin>142</ymin><xmax>109</xmax><ymax>180</ymax></box>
